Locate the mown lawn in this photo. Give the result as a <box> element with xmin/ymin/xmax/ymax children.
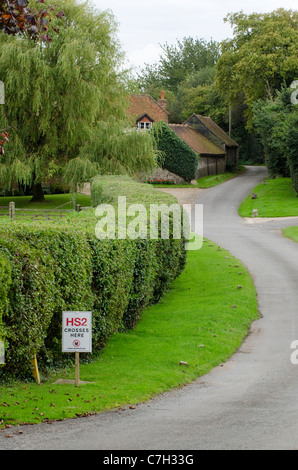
<box><xmin>239</xmin><ymin>178</ymin><xmax>298</xmax><ymax>218</ymax></box>
<box><xmin>0</xmin><ymin>239</ymin><xmax>259</xmax><ymax>429</ymax></box>
<box><xmin>283</xmin><ymin>227</ymin><xmax>298</xmax><ymax>243</ymax></box>
<box><xmin>197</xmin><ymin>166</ymin><xmax>246</xmax><ymax>189</ymax></box>
<box><xmin>0</xmin><ymin>193</ymin><xmax>91</xmax><ymax>211</ymax></box>
<box><xmin>146</xmin><ymin>167</ymin><xmax>246</xmax><ymax>189</ymax></box>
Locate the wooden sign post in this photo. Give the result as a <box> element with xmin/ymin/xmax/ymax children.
<box><xmin>62</xmin><ymin>312</ymin><xmax>92</xmax><ymax>387</ymax></box>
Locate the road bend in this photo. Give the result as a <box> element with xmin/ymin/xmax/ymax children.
<box><xmin>2</xmin><ymin>166</ymin><xmax>298</xmax><ymax>450</ymax></box>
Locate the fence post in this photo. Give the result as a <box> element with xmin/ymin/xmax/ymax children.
<box><xmin>9</xmin><ymin>202</ymin><xmax>15</xmax><ymax>221</ymax></box>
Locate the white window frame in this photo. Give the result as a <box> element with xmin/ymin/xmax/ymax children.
<box><xmin>138</xmin><ymin>121</ymin><xmax>153</xmax><ymax>131</ymax></box>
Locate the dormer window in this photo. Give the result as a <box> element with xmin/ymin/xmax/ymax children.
<box><xmin>137</xmin><ymin>114</ymin><xmax>154</xmax><ymax>131</ymax></box>
<box><xmin>138</xmin><ymin>121</ymin><xmax>153</xmax><ymax>130</ymax></box>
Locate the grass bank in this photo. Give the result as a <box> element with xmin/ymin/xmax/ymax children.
<box><xmin>147</xmin><ymin>167</ymin><xmax>246</xmax><ymax>190</ymax></box>
<box><xmin>283</xmin><ymin>227</ymin><xmax>298</xmax><ymax>243</ymax></box>
<box><xmin>197</xmin><ymin>166</ymin><xmax>246</xmax><ymax>189</ymax></box>
<box><xmin>239</xmin><ymin>177</ymin><xmax>298</xmax><ymax>218</ymax></box>
<box><xmin>0</xmin><ymin>193</ymin><xmax>91</xmax><ymax>211</ymax></box>
<box><xmin>0</xmin><ymin>239</ymin><xmax>258</xmax><ymax>429</ymax></box>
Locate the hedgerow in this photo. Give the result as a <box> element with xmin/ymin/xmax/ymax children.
<box><xmin>0</xmin><ymin>179</ymin><xmax>187</xmax><ymax>378</ymax></box>
<box><xmin>0</xmin><ymin>252</ymin><xmax>11</xmax><ymax>349</ymax></box>
<box><xmin>151</xmin><ymin>121</ymin><xmax>199</xmax><ymax>182</ymax></box>
<box><xmin>0</xmin><ymin>234</ymin><xmax>56</xmax><ymax>375</ymax></box>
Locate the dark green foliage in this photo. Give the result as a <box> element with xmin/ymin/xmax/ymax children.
<box><xmin>90</xmin><ymin>178</ymin><xmax>103</xmax><ymax>207</ymax></box>
<box><xmin>0</xmin><ymin>207</ymin><xmax>187</xmax><ymax>377</ymax></box>
<box><xmin>89</xmin><ymin>238</ymin><xmax>135</xmax><ymax>350</ymax></box>
<box><xmin>252</xmin><ymin>91</ymin><xmax>291</xmax><ymax>177</ymax></box>
<box><xmin>9</xmin><ymin>226</ymin><xmax>95</xmax><ymax>365</ymax></box>
<box><xmin>0</xmin><ymin>252</ymin><xmax>11</xmax><ymax>343</ymax></box>
<box><xmin>0</xmin><ymin>234</ymin><xmax>56</xmax><ymax>375</ymax></box>
<box><xmin>122</xmin><ymin>239</ymin><xmax>157</xmax><ymax>330</ymax></box>
<box><xmin>252</xmin><ymin>87</ymin><xmax>298</xmax><ymax>183</ymax></box>
<box><xmin>286</xmin><ymin>112</ymin><xmax>298</xmax><ymax>194</ymax></box>
<box><xmin>151</xmin><ymin>122</ymin><xmax>198</xmax><ymax>182</ymax></box>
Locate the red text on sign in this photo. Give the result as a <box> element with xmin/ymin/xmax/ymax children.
<box><xmin>66</xmin><ymin>318</ymin><xmax>88</xmax><ymax>327</ymax></box>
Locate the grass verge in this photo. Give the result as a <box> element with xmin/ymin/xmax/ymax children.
<box><xmin>239</xmin><ymin>177</ymin><xmax>298</xmax><ymax>218</ymax></box>
<box><xmin>0</xmin><ymin>239</ymin><xmax>258</xmax><ymax>429</ymax></box>
<box><xmin>197</xmin><ymin>166</ymin><xmax>246</xmax><ymax>189</ymax></box>
<box><xmin>0</xmin><ymin>193</ymin><xmax>91</xmax><ymax>211</ymax></box>
<box><xmin>283</xmin><ymin>227</ymin><xmax>298</xmax><ymax>243</ymax></box>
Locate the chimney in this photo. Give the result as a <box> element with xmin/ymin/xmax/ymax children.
<box><xmin>158</xmin><ymin>91</ymin><xmax>167</xmax><ymax>110</ymax></box>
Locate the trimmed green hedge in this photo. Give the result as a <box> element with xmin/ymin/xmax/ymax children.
<box><xmin>0</xmin><ymin>252</ymin><xmax>11</xmax><ymax>348</ymax></box>
<box><xmin>0</xmin><ymin>235</ymin><xmax>56</xmax><ymax>374</ymax></box>
<box><xmin>90</xmin><ymin>178</ymin><xmax>103</xmax><ymax>207</ymax></box>
<box><xmin>151</xmin><ymin>121</ymin><xmax>199</xmax><ymax>183</ymax></box>
<box><xmin>0</xmin><ymin>180</ymin><xmax>187</xmax><ymax>378</ymax></box>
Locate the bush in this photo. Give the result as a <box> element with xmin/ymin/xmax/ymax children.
<box><xmin>9</xmin><ymin>225</ymin><xmax>95</xmax><ymax>365</ymax></box>
<box><xmin>151</xmin><ymin>122</ymin><xmax>199</xmax><ymax>183</ymax></box>
<box><xmin>0</xmin><ymin>252</ymin><xmax>11</xmax><ymax>344</ymax></box>
<box><xmin>285</xmin><ymin>112</ymin><xmax>298</xmax><ymax>194</ymax></box>
<box><xmin>122</xmin><ymin>239</ymin><xmax>157</xmax><ymax>330</ymax></box>
<box><xmin>0</xmin><ymin>178</ymin><xmax>188</xmax><ymax>378</ymax></box>
<box><xmin>90</xmin><ymin>178</ymin><xmax>103</xmax><ymax>207</ymax></box>
<box><xmin>89</xmin><ymin>237</ymin><xmax>135</xmax><ymax>349</ymax></box>
<box><xmin>0</xmin><ymin>234</ymin><xmax>56</xmax><ymax>376</ymax></box>
<box><xmin>252</xmin><ymin>88</ymin><xmax>292</xmax><ymax>178</ymax></box>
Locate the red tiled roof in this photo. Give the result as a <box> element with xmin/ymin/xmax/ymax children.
<box><xmin>127</xmin><ymin>94</ymin><xmax>169</xmax><ymax>124</ymax></box>
<box><xmin>169</xmin><ymin>124</ymin><xmax>226</xmax><ymax>156</ymax></box>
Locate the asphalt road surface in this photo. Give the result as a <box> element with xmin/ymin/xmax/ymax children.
<box><xmin>2</xmin><ymin>166</ymin><xmax>298</xmax><ymax>450</ymax></box>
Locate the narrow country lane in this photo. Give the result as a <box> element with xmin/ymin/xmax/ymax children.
<box><xmin>2</xmin><ymin>166</ymin><xmax>298</xmax><ymax>450</ymax></box>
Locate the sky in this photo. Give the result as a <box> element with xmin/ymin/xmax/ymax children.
<box><xmin>92</xmin><ymin>0</ymin><xmax>297</xmax><ymax>73</ymax></box>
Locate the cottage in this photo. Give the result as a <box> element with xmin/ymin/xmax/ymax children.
<box><xmin>184</xmin><ymin>114</ymin><xmax>239</xmax><ymax>167</ymax></box>
<box><xmin>126</xmin><ymin>92</ymin><xmax>240</xmax><ymax>182</ymax></box>
<box><xmin>127</xmin><ymin>93</ymin><xmax>169</xmax><ymax>130</ymax></box>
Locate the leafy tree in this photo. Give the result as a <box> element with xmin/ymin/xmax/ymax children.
<box><xmin>0</xmin><ymin>0</ymin><xmax>59</xmax><ymax>40</ymax></box>
<box><xmin>176</xmin><ymin>67</ymin><xmax>227</xmax><ymax>125</ymax></box>
<box><xmin>286</xmin><ymin>110</ymin><xmax>298</xmax><ymax>193</ymax></box>
<box><xmin>138</xmin><ymin>37</ymin><xmax>220</xmax><ymax>93</ymax></box>
<box><xmin>216</xmin><ymin>8</ymin><xmax>298</xmax><ymax>128</ymax></box>
<box><xmin>0</xmin><ymin>0</ymin><xmax>157</xmax><ymax>201</ymax></box>
<box><xmin>252</xmin><ymin>86</ymin><xmax>298</xmax><ymax>186</ymax></box>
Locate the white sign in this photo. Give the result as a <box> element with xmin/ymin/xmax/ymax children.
<box><xmin>62</xmin><ymin>312</ymin><xmax>92</xmax><ymax>353</ymax></box>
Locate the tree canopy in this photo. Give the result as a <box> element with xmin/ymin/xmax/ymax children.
<box><xmin>252</xmin><ymin>86</ymin><xmax>298</xmax><ymax>190</ymax></box>
<box><xmin>138</xmin><ymin>37</ymin><xmax>220</xmax><ymax>94</ymax></box>
<box><xmin>0</xmin><ymin>0</ymin><xmax>157</xmax><ymax>200</ymax></box>
<box><xmin>216</xmin><ymin>8</ymin><xmax>298</xmax><ymax>127</ymax></box>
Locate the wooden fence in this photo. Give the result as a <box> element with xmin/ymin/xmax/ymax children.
<box><xmin>0</xmin><ymin>200</ymin><xmax>91</xmax><ymax>222</ymax></box>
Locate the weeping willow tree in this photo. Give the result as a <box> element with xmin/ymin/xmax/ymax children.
<box><xmin>0</xmin><ymin>0</ymin><xmax>157</xmax><ymax>201</ymax></box>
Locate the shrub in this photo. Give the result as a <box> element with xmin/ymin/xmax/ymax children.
<box><xmin>0</xmin><ymin>252</ymin><xmax>11</xmax><ymax>344</ymax></box>
<box><xmin>90</xmin><ymin>178</ymin><xmax>103</xmax><ymax>207</ymax></box>
<box><xmin>89</xmin><ymin>237</ymin><xmax>135</xmax><ymax>349</ymax></box>
<box><xmin>9</xmin><ymin>225</ymin><xmax>95</xmax><ymax>365</ymax></box>
<box><xmin>0</xmin><ymin>234</ymin><xmax>56</xmax><ymax>376</ymax></box>
<box><xmin>122</xmin><ymin>239</ymin><xmax>157</xmax><ymax>330</ymax></box>
<box><xmin>151</xmin><ymin>121</ymin><xmax>199</xmax><ymax>182</ymax></box>
<box><xmin>0</xmin><ymin>178</ymin><xmax>187</xmax><ymax>378</ymax></box>
<box><xmin>285</xmin><ymin>112</ymin><xmax>298</xmax><ymax>194</ymax></box>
